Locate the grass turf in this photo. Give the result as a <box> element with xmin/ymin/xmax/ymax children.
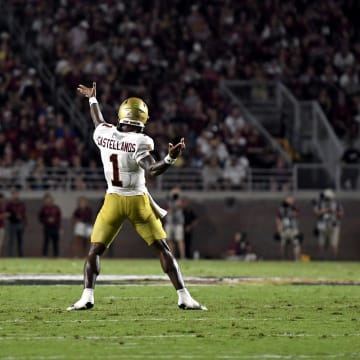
<box><xmin>0</xmin><ymin>260</ymin><xmax>359</xmax><ymax>360</ymax></box>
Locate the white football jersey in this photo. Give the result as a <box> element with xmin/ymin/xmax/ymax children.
<box><xmin>93</xmin><ymin>123</ymin><xmax>154</xmax><ymax>195</ymax></box>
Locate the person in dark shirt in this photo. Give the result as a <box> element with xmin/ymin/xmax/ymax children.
<box><xmin>226</xmin><ymin>231</ymin><xmax>257</xmax><ymax>261</ymax></box>
<box><xmin>341</xmin><ymin>141</ymin><xmax>360</xmax><ymax>189</ymax></box>
<box><xmin>181</xmin><ymin>197</ymin><xmax>199</xmax><ymax>259</ymax></box>
<box><xmin>0</xmin><ymin>193</ymin><xmax>8</xmax><ymax>256</ymax></box>
<box><xmin>38</xmin><ymin>193</ymin><xmax>62</xmax><ymax>257</ymax></box>
<box><xmin>72</xmin><ymin>196</ymin><xmax>93</xmax><ymax>257</ymax></box>
<box><xmin>6</xmin><ymin>190</ymin><xmax>27</xmax><ymax>257</ymax></box>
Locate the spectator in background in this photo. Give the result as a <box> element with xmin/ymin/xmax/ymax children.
<box><xmin>275</xmin><ymin>195</ymin><xmax>302</xmax><ymax>261</ymax></box>
<box><xmin>251</xmin><ymin>67</ymin><xmax>269</xmax><ymax>101</ymax></box>
<box><xmin>339</xmin><ymin>66</ymin><xmax>359</xmax><ymax>94</ymax></box>
<box><xmin>0</xmin><ymin>193</ymin><xmax>8</xmax><ymax>256</ymax></box>
<box><xmin>341</xmin><ymin>140</ymin><xmax>360</xmax><ymax>190</ymax></box>
<box><xmin>2</xmin><ymin>0</ymin><xmax>360</xmax><ymax>185</ymax></box>
<box><xmin>226</xmin><ymin>231</ymin><xmax>257</xmax><ymax>261</ymax></box>
<box><xmin>331</xmin><ymin>90</ymin><xmax>355</xmax><ymax>139</ymax></box>
<box><xmin>333</xmin><ymin>44</ymin><xmax>355</xmax><ymax>72</ymax></box>
<box><xmin>270</xmin><ymin>157</ymin><xmax>292</xmax><ymax>192</ymax></box>
<box><xmin>6</xmin><ymin>190</ymin><xmax>27</xmax><ymax>257</ymax></box>
<box><xmin>313</xmin><ymin>189</ymin><xmax>344</xmax><ymax>259</ymax></box>
<box><xmin>202</xmin><ymin>157</ymin><xmax>223</xmax><ymax>190</ymax></box>
<box><xmin>224</xmin><ymin>106</ymin><xmax>245</xmax><ymax>135</ymax></box>
<box><xmin>165</xmin><ymin>187</ymin><xmax>185</xmax><ymax>259</ymax></box>
<box><xmin>72</xmin><ymin>196</ymin><xmax>93</xmax><ymax>257</ymax></box>
<box><xmin>182</xmin><ymin>197</ymin><xmax>199</xmax><ymax>259</ymax></box>
<box><xmin>223</xmin><ymin>155</ymin><xmax>249</xmax><ymax>190</ymax></box>
<box><xmin>38</xmin><ymin>193</ymin><xmax>62</xmax><ymax>257</ymax></box>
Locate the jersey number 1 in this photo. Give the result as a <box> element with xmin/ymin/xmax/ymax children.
<box><xmin>109</xmin><ymin>154</ymin><xmax>123</xmax><ymax>187</ymax></box>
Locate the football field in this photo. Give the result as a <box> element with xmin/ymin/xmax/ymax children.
<box><xmin>0</xmin><ymin>259</ymin><xmax>359</xmax><ymax>360</ymax></box>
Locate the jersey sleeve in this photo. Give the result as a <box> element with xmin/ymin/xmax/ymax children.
<box><xmin>135</xmin><ymin>135</ymin><xmax>154</xmax><ymax>164</ymax></box>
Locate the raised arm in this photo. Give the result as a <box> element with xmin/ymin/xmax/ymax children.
<box><xmin>77</xmin><ymin>82</ymin><xmax>105</xmax><ymax>127</ymax></box>
<box><xmin>139</xmin><ymin>138</ymin><xmax>186</xmax><ymax>178</ymax></box>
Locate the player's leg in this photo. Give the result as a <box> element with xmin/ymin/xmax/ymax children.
<box><xmin>42</xmin><ymin>227</ymin><xmax>49</xmax><ymax>256</ymax></box>
<box><xmin>7</xmin><ymin>224</ymin><xmax>17</xmax><ymax>257</ymax></box>
<box><xmin>175</xmin><ymin>225</ymin><xmax>186</xmax><ymax>259</ymax></box>
<box><xmin>53</xmin><ymin>229</ymin><xmax>60</xmax><ymax>257</ymax></box>
<box><xmin>165</xmin><ymin>223</ymin><xmax>176</xmax><ymax>257</ymax></box>
<box><xmin>293</xmin><ymin>239</ymin><xmax>301</xmax><ymax>261</ymax></box>
<box><xmin>84</xmin><ymin>242</ymin><xmax>106</xmax><ymax>289</ymax></box>
<box><xmin>67</xmin><ymin>242</ymin><xmax>106</xmax><ymax>310</ymax></box>
<box><xmin>279</xmin><ymin>231</ymin><xmax>286</xmax><ymax>259</ymax></box>
<box><xmin>71</xmin><ymin>235</ymin><xmax>81</xmax><ymax>258</ymax></box>
<box><xmin>130</xmin><ymin>195</ymin><xmax>207</xmax><ymax>310</ymax></box>
<box><xmin>17</xmin><ymin>224</ymin><xmax>24</xmax><ymax>257</ymax></box>
<box><xmin>0</xmin><ymin>227</ymin><xmax>4</xmax><ymax>256</ymax></box>
<box><xmin>317</xmin><ymin>229</ymin><xmax>326</xmax><ymax>259</ymax></box>
<box><xmin>330</xmin><ymin>226</ymin><xmax>340</xmax><ymax>258</ymax></box>
<box><xmin>184</xmin><ymin>231</ymin><xmax>193</xmax><ymax>259</ymax></box>
<box><xmin>291</xmin><ymin>230</ymin><xmax>301</xmax><ymax>261</ymax></box>
<box><xmin>67</xmin><ymin>194</ymin><xmax>124</xmax><ymax>311</ymax></box>
<box><xmin>324</xmin><ymin>228</ymin><xmax>332</xmax><ymax>259</ymax></box>
<box><xmin>177</xmin><ymin>239</ymin><xmax>186</xmax><ymax>259</ymax></box>
<box><xmin>151</xmin><ymin>239</ymin><xmax>184</xmax><ymax>289</ymax></box>
<box><xmin>150</xmin><ymin>239</ymin><xmax>207</xmax><ymax>310</ymax></box>
<box><xmin>72</xmin><ymin>223</ymin><xmax>86</xmax><ymax>258</ymax></box>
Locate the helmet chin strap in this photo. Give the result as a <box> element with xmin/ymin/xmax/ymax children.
<box><xmin>117</xmin><ymin>123</ymin><xmax>143</xmax><ymax>133</ymax></box>
<box><xmin>119</xmin><ymin>118</ymin><xmax>145</xmax><ymax>127</ymax></box>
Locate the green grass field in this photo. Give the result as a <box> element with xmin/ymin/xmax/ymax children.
<box><xmin>0</xmin><ymin>259</ymin><xmax>359</xmax><ymax>360</ymax></box>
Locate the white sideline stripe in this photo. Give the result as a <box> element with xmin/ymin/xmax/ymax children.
<box><xmin>0</xmin><ymin>333</ymin><xmax>359</xmax><ymax>340</ymax></box>
<box><xmin>0</xmin><ymin>354</ymin><xmax>359</xmax><ymax>360</ymax></box>
<box><xmin>0</xmin><ymin>274</ymin><xmax>168</xmax><ymax>281</ymax></box>
<box><xmin>0</xmin><ymin>318</ymin><xmax>234</xmax><ymax>323</ymax></box>
<box><xmin>103</xmin><ymin>296</ymin><xmax>166</xmax><ymax>299</ymax></box>
<box><xmin>1</xmin><ymin>317</ymin><xmax>359</xmax><ymax>324</ymax></box>
<box><xmin>0</xmin><ymin>335</ymin><xmax>197</xmax><ymax>341</ymax></box>
<box><xmin>0</xmin><ymin>274</ymin><xmax>358</xmax><ymax>285</ymax></box>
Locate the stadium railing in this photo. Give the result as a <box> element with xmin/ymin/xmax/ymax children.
<box><xmin>0</xmin><ymin>165</ymin><xmax>358</xmax><ymax>192</ymax></box>
<box><xmin>221</xmin><ymin>80</ymin><xmax>344</xmax><ymax>184</ymax></box>
<box><xmin>219</xmin><ymin>80</ymin><xmax>291</xmax><ymax>165</ymax></box>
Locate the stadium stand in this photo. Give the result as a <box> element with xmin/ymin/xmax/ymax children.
<box><xmin>0</xmin><ymin>0</ymin><xmax>359</xmax><ymax>191</ymax></box>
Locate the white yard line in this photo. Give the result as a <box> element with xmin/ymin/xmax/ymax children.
<box><xmin>1</xmin><ymin>317</ymin><xmax>359</xmax><ymax>324</ymax></box>
<box><xmin>0</xmin><ymin>335</ymin><xmax>197</xmax><ymax>341</ymax></box>
<box><xmin>0</xmin><ymin>353</ymin><xmax>359</xmax><ymax>360</ymax></box>
<box><xmin>0</xmin><ymin>333</ymin><xmax>359</xmax><ymax>340</ymax></box>
<box><xmin>102</xmin><ymin>296</ymin><xmax>167</xmax><ymax>299</ymax></box>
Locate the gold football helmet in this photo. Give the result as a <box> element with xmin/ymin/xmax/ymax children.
<box><xmin>118</xmin><ymin>97</ymin><xmax>149</xmax><ymax>128</ymax></box>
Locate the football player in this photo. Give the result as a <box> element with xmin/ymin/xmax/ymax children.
<box><xmin>275</xmin><ymin>196</ymin><xmax>302</xmax><ymax>261</ymax></box>
<box><xmin>313</xmin><ymin>189</ymin><xmax>344</xmax><ymax>258</ymax></box>
<box><xmin>67</xmin><ymin>82</ymin><xmax>207</xmax><ymax>311</ymax></box>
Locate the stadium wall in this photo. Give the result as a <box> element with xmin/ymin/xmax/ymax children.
<box><xmin>6</xmin><ymin>191</ymin><xmax>360</xmax><ymax>261</ymax></box>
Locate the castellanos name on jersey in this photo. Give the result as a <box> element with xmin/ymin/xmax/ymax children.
<box><xmin>93</xmin><ymin>123</ymin><xmax>154</xmax><ymax>195</ymax></box>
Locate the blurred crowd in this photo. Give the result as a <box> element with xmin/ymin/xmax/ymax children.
<box><xmin>1</xmin><ymin>0</ymin><xmax>360</xmax><ymax>189</ymax></box>
<box><xmin>0</xmin><ymin>30</ymin><xmax>99</xmax><ymax>189</ymax></box>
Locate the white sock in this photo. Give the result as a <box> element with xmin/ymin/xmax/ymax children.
<box><xmin>81</xmin><ymin>288</ymin><xmax>94</xmax><ymax>301</ymax></box>
<box><xmin>177</xmin><ymin>288</ymin><xmax>191</xmax><ymax>302</ymax></box>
